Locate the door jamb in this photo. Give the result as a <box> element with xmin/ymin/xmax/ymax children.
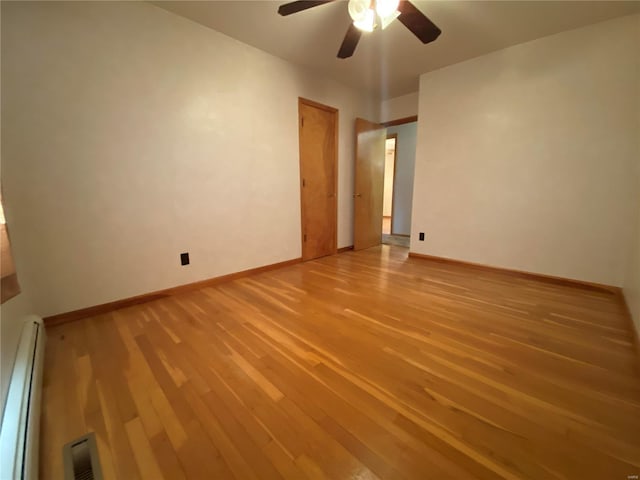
<box><xmin>381</xmin><ymin>115</ymin><xmax>417</xmax><ymax>127</ymax></box>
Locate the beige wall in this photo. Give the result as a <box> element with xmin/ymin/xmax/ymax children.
<box><xmin>1</xmin><ymin>1</ymin><xmax>378</xmax><ymax>317</ymax></box>
<box><xmin>380</xmin><ymin>92</ymin><xmax>419</xmax><ymax>123</ymax></box>
<box><xmin>411</xmin><ymin>14</ymin><xmax>640</xmax><ymax>287</ymax></box>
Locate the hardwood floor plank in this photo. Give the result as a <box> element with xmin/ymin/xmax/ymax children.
<box><xmin>125</xmin><ymin>417</ymin><xmax>166</xmax><ymax>480</ymax></box>
<box><xmin>95</xmin><ymin>379</ymin><xmax>142</xmax><ymax>480</ymax></box>
<box><xmin>40</xmin><ymin>246</ymin><xmax>640</xmax><ymax>479</ymax></box>
<box><xmin>180</xmin><ymin>381</ymin><xmax>261</xmax><ymax>480</ymax></box>
<box><xmin>148</xmin><ymin>431</ymin><xmax>187</xmax><ymax>480</ymax></box>
<box><xmin>84</xmin><ymin>408</ymin><xmax>119</xmax><ymax>480</ymax></box>
<box><xmin>251</xmin><ymin>329</ymin><xmax>476</xmax><ymax>479</ymax></box>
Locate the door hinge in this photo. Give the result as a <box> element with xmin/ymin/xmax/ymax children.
<box><xmin>303</xmin><ymin>234</ymin><xmax>307</xmax><ymax>242</ymax></box>
<box><xmin>301</xmin><ymin>117</ymin><xmax>304</xmax><ymax>127</ymax></box>
<box><xmin>302</xmin><ymin>178</ymin><xmax>306</xmax><ymax>187</ymax></box>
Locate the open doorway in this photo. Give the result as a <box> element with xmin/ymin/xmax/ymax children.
<box><xmin>381</xmin><ymin>119</ymin><xmax>417</xmax><ymax>248</ymax></box>
<box><xmin>353</xmin><ymin>118</ymin><xmax>386</xmax><ymax>251</ymax></box>
<box><xmin>382</xmin><ymin>135</ymin><xmax>397</xmax><ymax>235</ymax></box>
<box><xmin>353</xmin><ymin>117</ymin><xmax>416</xmax><ymax>251</ymax></box>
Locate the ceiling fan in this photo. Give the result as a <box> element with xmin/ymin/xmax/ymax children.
<box><xmin>277</xmin><ymin>0</ymin><xmax>441</xmax><ymax>59</ymax></box>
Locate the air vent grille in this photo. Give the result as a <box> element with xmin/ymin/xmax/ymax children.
<box><xmin>63</xmin><ymin>433</ymin><xmax>103</xmax><ymax>480</ymax></box>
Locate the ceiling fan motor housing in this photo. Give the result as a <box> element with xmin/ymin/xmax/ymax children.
<box><xmin>277</xmin><ymin>0</ymin><xmax>441</xmax><ymax>58</ymax></box>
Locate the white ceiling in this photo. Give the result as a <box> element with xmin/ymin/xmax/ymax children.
<box><xmin>152</xmin><ymin>0</ymin><xmax>640</xmax><ymax>99</ymax></box>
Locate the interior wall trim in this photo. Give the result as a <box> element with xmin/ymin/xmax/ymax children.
<box><xmin>382</xmin><ymin>115</ymin><xmax>418</xmax><ymax>127</ymax></box>
<box><xmin>43</xmin><ymin>257</ymin><xmax>303</xmax><ymax>327</ymax></box>
<box><xmin>407</xmin><ymin>252</ymin><xmax>620</xmax><ymax>294</ymax></box>
<box><xmin>44</xmin><ymin>245</ymin><xmax>359</xmax><ymax>327</ymax></box>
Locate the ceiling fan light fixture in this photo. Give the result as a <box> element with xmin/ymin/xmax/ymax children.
<box><xmin>276</xmin><ymin>0</ymin><xmax>441</xmax><ymax>59</ymax></box>
<box><xmin>349</xmin><ymin>0</ymin><xmax>399</xmax><ymax>32</ymax></box>
<box><xmin>375</xmin><ymin>0</ymin><xmax>399</xmax><ymax>18</ymax></box>
<box><xmin>353</xmin><ymin>7</ymin><xmax>376</xmax><ymax>32</ymax></box>
<box><xmin>348</xmin><ymin>0</ymin><xmax>371</xmax><ymax>23</ymax></box>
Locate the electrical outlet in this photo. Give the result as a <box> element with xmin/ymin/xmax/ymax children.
<box><xmin>419</xmin><ymin>232</ymin><xmax>425</xmax><ymax>241</ymax></box>
<box><xmin>180</xmin><ymin>252</ymin><xmax>190</xmax><ymax>265</ymax></box>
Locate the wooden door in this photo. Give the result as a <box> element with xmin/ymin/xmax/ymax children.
<box><xmin>354</xmin><ymin>118</ymin><xmax>386</xmax><ymax>250</ymax></box>
<box><xmin>299</xmin><ymin>98</ymin><xmax>338</xmax><ymax>261</ymax></box>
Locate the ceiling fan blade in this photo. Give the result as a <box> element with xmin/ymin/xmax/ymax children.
<box><xmin>397</xmin><ymin>0</ymin><xmax>441</xmax><ymax>44</ymax></box>
<box><xmin>337</xmin><ymin>23</ymin><xmax>362</xmax><ymax>59</ymax></box>
<box><xmin>278</xmin><ymin>1</ymin><xmax>335</xmax><ymax>16</ymax></box>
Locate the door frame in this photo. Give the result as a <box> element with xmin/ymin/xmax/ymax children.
<box><xmin>381</xmin><ymin>115</ymin><xmax>417</xmax><ymax>128</ymax></box>
<box><xmin>298</xmin><ymin>97</ymin><xmax>339</xmax><ymax>260</ymax></box>
<box><xmin>353</xmin><ymin>117</ymin><xmax>386</xmax><ymax>251</ymax></box>
<box><xmin>383</xmin><ymin>116</ymin><xmax>417</xmax><ymax>238</ymax></box>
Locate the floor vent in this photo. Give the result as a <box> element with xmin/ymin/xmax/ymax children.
<box><xmin>63</xmin><ymin>433</ymin><xmax>103</xmax><ymax>480</ymax></box>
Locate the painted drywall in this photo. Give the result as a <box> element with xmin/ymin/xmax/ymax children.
<box><xmin>387</xmin><ymin>122</ymin><xmax>417</xmax><ymax>236</ymax></box>
<box><xmin>380</xmin><ymin>92</ymin><xmax>418</xmax><ymax>123</ymax></box>
<box><xmin>411</xmin><ymin>14</ymin><xmax>640</xmax><ymax>287</ymax></box>
<box><xmin>383</xmin><ymin>139</ymin><xmax>395</xmax><ymax>217</ymax></box>
<box><xmin>1</xmin><ymin>1</ymin><xmax>378</xmax><ymax>317</ymax></box>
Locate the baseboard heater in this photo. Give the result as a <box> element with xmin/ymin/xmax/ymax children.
<box><xmin>0</xmin><ymin>316</ymin><xmax>46</xmax><ymax>480</ymax></box>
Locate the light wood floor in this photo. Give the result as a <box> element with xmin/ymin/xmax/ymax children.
<box><xmin>40</xmin><ymin>246</ymin><xmax>640</xmax><ymax>479</ymax></box>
